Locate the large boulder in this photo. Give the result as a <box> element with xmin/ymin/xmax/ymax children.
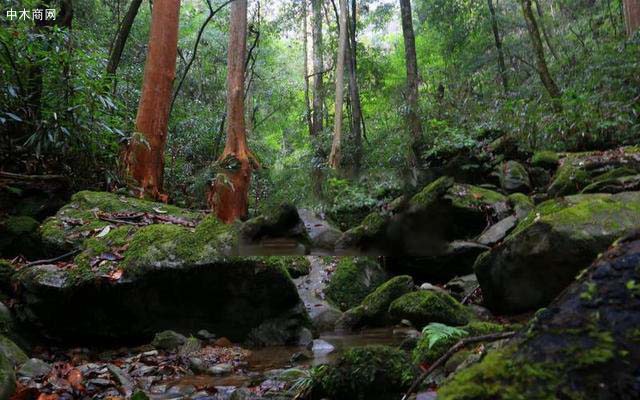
<box><xmin>438</xmin><ymin>232</ymin><xmax>640</xmax><ymax>400</ymax></box>
<box><xmin>497</xmin><ymin>161</ymin><xmax>531</xmax><ymax>194</ymax></box>
<box><xmin>337</xmin><ymin>177</ymin><xmax>509</xmax><ymax>255</ymax></box>
<box><xmin>547</xmin><ymin>146</ymin><xmax>640</xmax><ymax>197</ymax></box>
<box><xmin>388</xmin><ymin>290</ymin><xmax>472</xmax><ymax>329</ymax></box>
<box><xmin>0</xmin><ymin>352</ymin><xmax>14</xmax><ymax>400</ymax></box>
<box><xmin>311</xmin><ymin>345</ymin><xmax>416</xmax><ymax>400</ymax></box>
<box><xmin>476</xmin><ymin>191</ymin><xmax>640</xmax><ymax>313</ymax></box>
<box><xmin>324</xmin><ymin>257</ymin><xmax>388</xmax><ymax>311</ymax></box>
<box><xmin>337</xmin><ymin>275</ymin><xmax>414</xmax><ymax>330</ymax></box>
<box><xmin>239</xmin><ymin>204</ymin><xmax>311</xmax><ymax>254</ymax></box>
<box><xmin>14</xmin><ymin>192</ymin><xmax>310</xmax><ymax>345</ymax></box>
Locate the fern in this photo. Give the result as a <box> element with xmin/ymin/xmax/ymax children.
<box><xmin>421</xmin><ymin>323</ymin><xmax>468</xmax><ymax>349</ymax></box>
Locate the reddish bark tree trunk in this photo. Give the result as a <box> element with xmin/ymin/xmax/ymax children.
<box><xmin>209</xmin><ymin>0</ymin><xmax>256</xmax><ymax>223</ymax></box>
<box><xmin>125</xmin><ymin>0</ymin><xmax>180</xmax><ymax>200</ymax></box>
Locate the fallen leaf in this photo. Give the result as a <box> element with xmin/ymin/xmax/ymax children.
<box><xmin>96</xmin><ymin>226</ymin><xmax>112</xmax><ymax>238</ymax></box>
<box><xmin>108</xmin><ymin>269</ymin><xmax>124</xmax><ymax>281</ymax></box>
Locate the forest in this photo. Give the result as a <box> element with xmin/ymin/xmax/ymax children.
<box><xmin>0</xmin><ymin>0</ymin><xmax>640</xmax><ymax>399</ymax></box>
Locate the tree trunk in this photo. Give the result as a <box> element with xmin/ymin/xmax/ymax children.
<box><xmin>311</xmin><ymin>0</ymin><xmax>324</xmax><ymax>137</ymax></box>
<box><xmin>328</xmin><ymin>0</ymin><xmax>348</xmax><ymax>169</ymax></box>
<box><xmin>346</xmin><ymin>0</ymin><xmax>363</xmax><ymax>173</ymax></box>
<box><xmin>107</xmin><ymin>0</ymin><xmax>143</xmax><ymax>75</ymax></box>
<box><xmin>302</xmin><ymin>0</ymin><xmax>313</xmax><ymax>136</ymax></box>
<box><xmin>399</xmin><ymin>0</ymin><xmax>422</xmax><ymax>157</ymax></box>
<box><xmin>487</xmin><ymin>0</ymin><xmax>508</xmax><ymax>93</ymax></box>
<box><xmin>623</xmin><ymin>0</ymin><xmax>640</xmax><ymax>36</ymax></box>
<box><xmin>533</xmin><ymin>0</ymin><xmax>559</xmax><ymax>62</ymax></box>
<box><xmin>520</xmin><ymin>0</ymin><xmax>562</xmax><ymax>100</ymax></box>
<box><xmin>124</xmin><ymin>0</ymin><xmax>180</xmax><ymax>200</ymax></box>
<box><xmin>209</xmin><ymin>0</ymin><xmax>256</xmax><ymax>223</ymax></box>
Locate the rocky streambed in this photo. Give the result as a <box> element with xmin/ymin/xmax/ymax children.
<box><xmin>1</xmin><ymin>145</ymin><xmax>640</xmax><ymax>399</ymax></box>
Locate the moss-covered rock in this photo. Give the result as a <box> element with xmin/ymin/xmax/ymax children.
<box><xmin>0</xmin><ymin>215</ymin><xmax>42</xmax><ymax>258</ymax></box>
<box><xmin>324</xmin><ymin>257</ymin><xmax>387</xmax><ymax>311</ymax></box>
<box><xmin>337</xmin><ymin>276</ymin><xmax>414</xmax><ymax>330</ymax></box>
<box><xmin>13</xmin><ymin>192</ymin><xmax>309</xmax><ymax>344</ymax></box>
<box><xmin>412</xmin><ymin>322</ymin><xmax>507</xmax><ymax>365</ymax></box>
<box><xmin>265</xmin><ymin>256</ymin><xmax>311</xmax><ymax>278</ymax></box>
<box><xmin>476</xmin><ymin>191</ymin><xmax>640</xmax><ymax>313</ymax></box>
<box><xmin>240</xmin><ymin>204</ymin><xmax>311</xmax><ymax>251</ymax></box>
<box><xmin>0</xmin><ymin>335</ymin><xmax>27</xmax><ymax>368</ymax></box>
<box><xmin>438</xmin><ymin>233</ymin><xmax>640</xmax><ymax>399</ymax></box>
<box><xmin>389</xmin><ymin>290</ymin><xmax>471</xmax><ymax>329</ymax></box>
<box><xmin>507</xmin><ymin>193</ymin><xmax>534</xmax><ymax>220</ymax></box>
<box><xmin>547</xmin><ymin>146</ymin><xmax>640</xmax><ymax>197</ymax></box>
<box><xmin>497</xmin><ymin>161</ymin><xmax>531</xmax><ymax>194</ymax></box>
<box><xmin>314</xmin><ymin>345</ymin><xmax>416</xmax><ymax>400</ymax></box>
<box><xmin>530</xmin><ymin>151</ymin><xmax>559</xmax><ymax>169</ymax></box>
<box><xmin>337</xmin><ymin>177</ymin><xmax>509</xmax><ymax>254</ymax></box>
<box><xmin>582</xmin><ymin>174</ymin><xmax>640</xmax><ymax>194</ymax></box>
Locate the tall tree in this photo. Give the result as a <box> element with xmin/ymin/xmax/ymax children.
<box><xmin>107</xmin><ymin>0</ymin><xmax>143</xmax><ymax>75</ymax></box>
<box><xmin>209</xmin><ymin>0</ymin><xmax>257</xmax><ymax>223</ymax></box>
<box><xmin>533</xmin><ymin>0</ymin><xmax>559</xmax><ymax>62</ymax></box>
<box><xmin>302</xmin><ymin>0</ymin><xmax>313</xmax><ymax>136</ymax></box>
<box><xmin>124</xmin><ymin>0</ymin><xmax>180</xmax><ymax>200</ymax></box>
<box><xmin>399</xmin><ymin>0</ymin><xmax>422</xmax><ymax>159</ymax></box>
<box><xmin>487</xmin><ymin>0</ymin><xmax>509</xmax><ymax>93</ymax></box>
<box><xmin>623</xmin><ymin>0</ymin><xmax>640</xmax><ymax>36</ymax></box>
<box><xmin>346</xmin><ymin>0</ymin><xmax>364</xmax><ymax>173</ymax></box>
<box><xmin>328</xmin><ymin>0</ymin><xmax>348</xmax><ymax>169</ymax></box>
<box><xmin>311</xmin><ymin>0</ymin><xmax>324</xmax><ymax>137</ymax></box>
<box><xmin>519</xmin><ymin>0</ymin><xmax>561</xmax><ymax>100</ymax></box>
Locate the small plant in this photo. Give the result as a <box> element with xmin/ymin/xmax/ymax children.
<box><xmin>290</xmin><ymin>365</ymin><xmax>328</xmax><ymax>399</ymax></box>
<box><xmin>421</xmin><ymin>322</ymin><xmax>468</xmax><ymax>349</ymax></box>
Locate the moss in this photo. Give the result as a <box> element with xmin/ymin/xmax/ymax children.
<box><xmin>409</xmin><ymin>176</ymin><xmax>454</xmax><ymax>210</ymax></box>
<box><xmin>5</xmin><ymin>216</ymin><xmax>38</xmax><ymax>235</ymax></box>
<box><xmin>437</xmin><ymin>347</ymin><xmax>560</xmax><ymax>400</ymax></box>
<box><xmin>446</xmin><ymin>183</ymin><xmax>507</xmax><ymax>210</ymax></box>
<box><xmin>264</xmin><ymin>256</ymin><xmax>311</xmax><ymax>278</ymax></box>
<box><xmin>573</xmin><ymin>331</ymin><xmax>615</xmax><ymax>367</ymax></box>
<box><xmin>548</xmin><ymin>158</ymin><xmax>591</xmax><ymax>197</ymax></box>
<box><xmin>0</xmin><ymin>335</ymin><xmax>28</xmax><ymax>366</ymax></box>
<box><xmin>592</xmin><ymin>167</ymin><xmax>637</xmax><ymax>182</ymax></box>
<box><xmin>316</xmin><ymin>345</ymin><xmax>416</xmax><ymax>400</ymax></box>
<box><xmin>325</xmin><ymin>257</ymin><xmax>387</xmax><ymax>311</ymax></box>
<box><xmin>509</xmin><ymin>193</ymin><xmax>640</xmax><ymax>239</ymax></box>
<box><xmin>359</xmin><ymin>275</ymin><xmax>414</xmax><ymax>324</ymax></box>
<box><xmin>389</xmin><ymin>290</ymin><xmax>471</xmax><ymax>329</ymax></box>
<box><xmin>531</xmin><ymin>151</ymin><xmax>559</xmax><ymax>169</ymax></box>
<box><xmin>498</xmin><ymin>161</ymin><xmax>531</xmax><ymax>193</ymax></box>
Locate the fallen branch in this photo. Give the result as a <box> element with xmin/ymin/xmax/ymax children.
<box><xmin>461</xmin><ymin>284</ymin><xmax>480</xmax><ymax>305</ymax></box>
<box><xmin>0</xmin><ymin>171</ymin><xmax>68</xmax><ymax>181</ymax></box>
<box><xmin>95</xmin><ymin>212</ymin><xmax>141</xmax><ymax>226</ymax></box>
<box><xmin>401</xmin><ymin>331</ymin><xmax>516</xmax><ymax>400</ymax></box>
<box><xmin>24</xmin><ymin>249</ymin><xmax>80</xmax><ymax>268</ymax></box>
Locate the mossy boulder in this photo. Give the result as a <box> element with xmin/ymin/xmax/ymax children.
<box><xmin>412</xmin><ymin>322</ymin><xmax>508</xmax><ymax>366</ymax></box>
<box><xmin>438</xmin><ymin>233</ymin><xmax>640</xmax><ymax>399</ymax></box>
<box><xmin>476</xmin><ymin>191</ymin><xmax>640</xmax><ymax>313</ymax></box>
<box><xmin>582</xmin><ymin>174</ymin><xmax>640</xmax><ymax>194</ymax></box>
<box><xmin>337</xmin><ymin>276</ymin><xmax>414</xmax><ymax>330</ymax></box>
<box><xmin>39</xmin><ymin>190</ymin><xmax>202</xmax><ymax>254</ymax></box>
<box><xmin>0</xmin><ymin>215</ymin><xmax>42</xmax><ymax>258</ymax></box>
<box><xmin>313</xmin><ymin>345</ymin><xmax>416</xmax><ymax>400</ymax></box>
<box><xmin>324</xmin><ymin>257</ymin><xmax>387</xmax><ymax>311</ymax></box>
<box><xmin>547</xmin><ymin>146</ymin><xmax>640</xmax><ymax>197</ymax></box>
<box><xmin>497</xmin><ymin>161</ymin><xmax>531</xmax><ymax>194</ymax></box>
<box><xmin>530</xmin><ymin>151</ymin><xmax>559</xmax><ymax>169</ymax></box>
<box><xmin>13</xmin><ymin>192</ymin><xmax>309</xmax><ymax>344</ymax></box>
<box><xmin>266</xmin><ymin>256</ymin><xmax>311</xmax><ymax>278</ymax></box>
<box><xmin>388</xmin><ymin>290</ymin><xmax>472</xmax><ymax>329</ymax></box>
<box><xmin>240</xmin><ymin>204</ymin><xmax>311</xmax><ymax>252</ymax></box>
<box><xmin>0</xmin><ymin>335</ymin><xmax>27</xmax><ymax>368</ymax></box>
<box><xmin>337</xmin><ymin>177</ymin><xmax>509</xmax><ymax>255</ymax></box>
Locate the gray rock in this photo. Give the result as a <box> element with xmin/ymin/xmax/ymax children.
<box><xmin>309</xmin><ymin>339</ymin><xmax>335</xmax><ymax>354</ymax></box>
<box><xmin>498</xmin><ymin>161</ymin><xmax>531</xmax><ymax>193</ymax></box>
<box><xmin>476</xmin><ymin>215</ymin><xmax>518</xmax><ymax>246</ymax></box>
<box><xmin>0</xmin><ymin>334</ymin><xmax>27</xmax><ymax>367</ymax></box>
<box><xmin>208</xmin><ymin>363</ymin><xmax>233</xmax><ymax>376</ymax></box>
<box><xmin>17</xmin><ymin>358</ymin><xmax>51</xmax><ymax>379</ymax></box>
<box><xmin>296</xmin><ymin>327</ymin><xmax>314</xmax><ymax>347</ymax></box>
<box><xmin>418</xmin><ymin>283</ymin><xmax>448</xmax><ymax>295</ymax></box>
<box><xmin>196</xmin><ymin>329</ymin><xmax>216</xmax><ymax>341</ymax></box>
<box><xmin>311</xmin><ymin>306</ymin><xmax>343</xmax><ymax>332</ymax></box>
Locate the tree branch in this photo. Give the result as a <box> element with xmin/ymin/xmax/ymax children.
<box><xmin>401</xmin><ymin>331</ymin><xmax>517</xmax><ymax>400</ymax></box>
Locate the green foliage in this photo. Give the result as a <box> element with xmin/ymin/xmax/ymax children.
<box><xmin>421</xmin><ymin>322</ymin><xmax>469</xmax><ymax>350</ymax></box>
